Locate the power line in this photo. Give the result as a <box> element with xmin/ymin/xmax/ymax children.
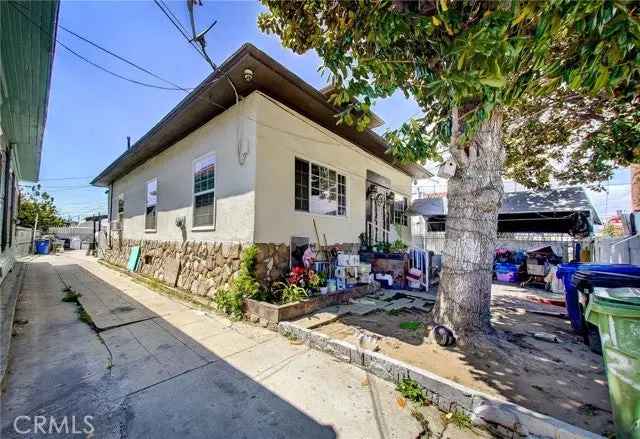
<box><xmin>56</xmin><ymin>22</ymin><xmax>194</xmax><ymax>92</ymax></box>
<box><xmin>28</xmin><ymin>176</ymin><xmax>94</xmax><ymax>181</ymax></box>
<box><xmin>10</xmin><ymin>2</ymin><xmax>186</xmax><ymax>91</ymax></box>
<box><xmin>159</xmin><ymin>0</ymin><xmax>191</xmax><ymax>37</ymax></box>
<box><xmin>152</xmin><ymin>0</ymin><xmax>205</xmax><ymax>60</ymax></box>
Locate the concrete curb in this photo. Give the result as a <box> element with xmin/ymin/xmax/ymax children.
<box><xmin>278</xmin><ymin>321</ymin><xmax>603</xmax><ymax>439</ymax></box>
<box><xmin>0</xmin><ymin>262</ymin><xmax>26</xmax><ymax>392</ymax></box>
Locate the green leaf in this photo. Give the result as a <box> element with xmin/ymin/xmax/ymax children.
<box><xmin>479</xmin><ymin>76</ymin><xmax>506</xmax><ymax>88</ymax></box>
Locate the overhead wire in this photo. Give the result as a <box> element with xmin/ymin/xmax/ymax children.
<box><xmin>56</xmin><ymin>22</ymin><xmax>194</xmax><ymax>92</ymax></box>
<box><xmin>9</xmin><ymin>2</ymin><xmax>186</xmax><ymax>91</ymax></box>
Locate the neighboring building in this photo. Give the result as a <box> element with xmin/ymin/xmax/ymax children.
<box><xmin>92</xmin><ymin>44</ymin><xmax>429</xmax><ymax>293</ymax></box>
<box><xmin>0</xmin><ymin>1</ymin><xmax>59</xmax><ymax>279</ymax></box>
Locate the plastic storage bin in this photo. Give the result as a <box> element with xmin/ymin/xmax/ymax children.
<box><xmin>495</xmin><ymin>262</ymin><xmax>520</xmax><ymax>283</ymax></box>
<box><xmin>586</xmin><ymin>287</ymin><xmax>640</xmax><ymax>438</ymax></box>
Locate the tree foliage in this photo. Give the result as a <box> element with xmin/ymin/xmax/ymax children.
<box><xmin>18</xmin><ymin>185</ymin><xmax>68</xmax><ymax>231</ymax></box>
<box><xmin>259</xmin><ymin>0</ymin><xmax>639</xmax><ymax>184</ymax></box>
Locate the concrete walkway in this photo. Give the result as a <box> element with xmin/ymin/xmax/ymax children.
<box><xmin>0</xmin><ymin>252</ymin><xmax>422</xmax><ymax>438</ymax></box>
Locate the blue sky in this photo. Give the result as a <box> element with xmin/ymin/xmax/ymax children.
<box><xmin>34</xmin><ymin>0</ymin><xmax>629</xmax><ymax>221</ymax></box>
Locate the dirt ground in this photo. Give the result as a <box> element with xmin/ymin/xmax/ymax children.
<box><xmin>314</xmin><ymin>284</ymin><xmax>614</xmax><ymax>436</ymax></box>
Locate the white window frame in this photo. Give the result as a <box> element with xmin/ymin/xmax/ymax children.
<box><xmin>192</xmin><ymin>152</ymin><xmax>216</xmax><ymax>231</ymax></box>
<box><xmin>294</xmin><ymin>156</ymin><xmax>348</xmax><ymax>218</ymax></box>
<box><xmin>145</xmin><ymin>178</ymin><xmax>158</xmax><ymax>233</ymax></box>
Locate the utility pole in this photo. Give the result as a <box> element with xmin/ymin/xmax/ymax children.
<box><xmin>31</xmin><ymin>212</ymin><xmax>38</xmax><ymax>254</ymax></box>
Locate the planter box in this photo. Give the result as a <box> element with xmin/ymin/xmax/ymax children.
<box><xmin>244</xmin><ymin>283</ymin><xmax>379</xmax><ymax>326</ymax></box>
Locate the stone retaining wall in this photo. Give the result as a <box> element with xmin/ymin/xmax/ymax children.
<box><xmin>101</xmin><ymin>239</ymin><xmax>290</xmax><ymax>299</ymax></box>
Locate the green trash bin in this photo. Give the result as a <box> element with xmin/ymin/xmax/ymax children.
<box><xmin>586</xmin><ymin>287</ymin><xmax>640</xmax><ymax>438</ymax></box>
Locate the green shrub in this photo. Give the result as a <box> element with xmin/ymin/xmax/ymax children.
<box><xmin>396</xmin><ymin>378</ymin><xmax>428</xmax><ymax>405</ymax></box>
<box><xmin>212</xmin><ymin>244</ymin><xmax>263</xmax><ymax>319</ymax></box>
<box><xmin>212</xmin><ymin>287</ymin><xmax>245</xmax><ymax>320</ymax></box>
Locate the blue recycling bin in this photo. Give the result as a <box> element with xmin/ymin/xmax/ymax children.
<box><xmin>35</xmin><ymin>239</ymin><xmax>50</xmax><ymax>255</ymax></box>
<box><xmin>556</xmin><ymin>263</ymin><xmax>640</xmax><ymax>333</ymax></box>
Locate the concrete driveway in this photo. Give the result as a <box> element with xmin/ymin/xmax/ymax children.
<box><xmin>0</xmin><ymin>252</ymin><xmax>421</xmax><ymax>438</ymax></box>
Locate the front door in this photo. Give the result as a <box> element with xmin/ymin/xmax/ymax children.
<box><xmin>366</xmin><ymin>183</ymin><xmax>392</xmax><ymax>246</ymax></box>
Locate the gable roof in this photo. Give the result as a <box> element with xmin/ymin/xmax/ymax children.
<box><xmin>409</xmin><ymin>186</ymin><xmax>602</xmax><ymax>224</ymax></box>
<box><xmin>92</xmin><ymin>44</ymin><xmax>430</xmax><ymax>187</ymax></box>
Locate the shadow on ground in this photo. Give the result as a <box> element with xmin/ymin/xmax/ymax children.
<box><xmin>315</xmin><ymin>284</ymin><xmax>614</xmax><ymax>436</ymax></box>
<box><xmin>1</xmin><ymin>261</ymin><xmax>337</xmax><ymax>439</ymax></box>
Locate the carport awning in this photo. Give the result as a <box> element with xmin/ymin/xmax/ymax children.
<box><xmin>409</xmin><ymin>187</ymin><xmax>601</xmax><ymax>237</ymax></box>
<box><xmin>0</xmin><ymin>1</ymin><xmax>59</xmax><ymax>181</ymax></box>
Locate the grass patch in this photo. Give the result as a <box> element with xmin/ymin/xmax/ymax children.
<box><xmin>399</xmin><ymin>321</ymin><xmax>423</xmax><ymax>331</ymax></box>
<box><xmin>443</xmin><ymin>411</ymin><xmax>472</xmax><ymax>430</ymax></box>
<box><xmin>396</xmin><ymin>378</ymin><xmax>428</xmax><ymax>405</ymax></box>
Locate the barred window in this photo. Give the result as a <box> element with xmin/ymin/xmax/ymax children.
<box><xmin>394</xmin><ymin>196</ymin><xmax>408</xmax><ymax>226</ymax></box>
<box><xmin>294</xmin><ymin>158</ymin><xmax>346</xmax><ymax>216</ymax></box>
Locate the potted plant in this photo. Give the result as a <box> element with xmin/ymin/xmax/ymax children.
<box><xmin>307</xmin><ymin>270</ymin><xmax>321</xmax><ymax>295</ymax></box>
<box><xmin>317</xmin><ymin>272</ymin><xmax>328</xmax><ymax>295</ymax></box>
<box><xmin>390</xmin><ymin>239</ymin><xmax>408</xmax><ymax>254</ymax></box>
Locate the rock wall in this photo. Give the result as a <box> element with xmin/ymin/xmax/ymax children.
<box><xmin>101</xmin><ymin>239</ymin><xmax>290</xmax><ymax>298</ymax></box>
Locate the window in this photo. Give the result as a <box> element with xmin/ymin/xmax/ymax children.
<box><xmin>117</xmin><ymin>194</ymin><xmax>125</xmax><ymax>229</ymax></box>
<box><xmin>145</xmin><ymin>179</ymin><xmax>157</xmax><ymax>231</ymax></box>
<box><xmin>394</xmin><ymin>196</ymin><xmax>408</xmax><ymax>226</ymax></box>
<box><xmin>117</xmin><ymin>194</ymin><xmax>125</xmax><ymax>218</ymax></box>
<box><xmin>294</xmin><ymin>158</ymin><xmax>346</xmax><ymax>216</ymax></box>
<box><xmin>193</xmin><ymin>154</ymin><xmax>215</xmax><ymax>228</ymax></box>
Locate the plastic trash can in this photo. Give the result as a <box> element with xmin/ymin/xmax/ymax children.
<box><xmin>585</xmin><ymin>286</ymin><xmax>640</xmax><ymax>439</ymax></box>
<box><xmin>35</xmin><ymin>239</ymin><xmax>50</xmax><ymax>255</ymax></box>
<box><xmin>574</xmin><ymin>270</ymin><xmax>640</xmax><ymax>353</ymax></box>
<box><xmin>556</xmin><ymin>263</ymin><xmax>640</xmax><ymax>333</ymax></box>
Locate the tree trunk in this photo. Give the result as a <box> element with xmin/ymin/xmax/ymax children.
<box><xmin>631</xmin><ymin>164</ymin><xmax>640</xmax><ymax>212</ymax></box>
<box><xmin>433</xmin><ymin>111</ymin><xmax>505</xmax><ymax>342</ymax></box>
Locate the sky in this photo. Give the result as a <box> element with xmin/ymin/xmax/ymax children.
<box><xmin>33</xmin><ymin>0</ymin><xmax>630</xmax><ymax>222</ymax></box>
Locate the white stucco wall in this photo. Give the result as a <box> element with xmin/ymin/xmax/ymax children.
<box><xmin>252</xmin><ymin>92</ymin><xmax>413</xmax><ymax>245</ymax></box>
<box><xmin>111</xmin><ymin>94</ymin><xmax>258</xmax><ymax>243</ymax></box>
<box><xmin>111</xmin><ymin>91</ymin><xmax>413</xmax><ymax>246</ymax></box>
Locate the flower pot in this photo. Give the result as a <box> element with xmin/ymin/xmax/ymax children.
<box><xmin>320</xmin><ymin>286</ymin><xmax>328</xmax><ymax>295</ymax></box>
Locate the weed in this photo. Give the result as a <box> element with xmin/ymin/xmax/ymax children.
<box><xmin>77</xmin><ymin>308</ymin><xmax>93</xmax><ymax>325</ymax></box>
<box><xmin>386</xmin><ymin>309</ymin><xmax>401</xmax><ymax>316</ymax></box>
<box><xmin>399</xmin><ymin>321</ymin><xmax>423</xmax><ymax>331</ymax></box>
<box><xmin>62</xmin><ymin>290</ymin><xmax>81</xmax><ymax>303</ymax></box>
<box><xmin>411</xmin><ymin>409</ymin><xmax>434</xmax><ymax>438</ymax></box>
<box><xmin>396</xmin><ymin>378</ymin><xmax>428</xmax><ymax>405</ymax></box>
<box><xmin>443</xmin><ymin>411</ymin><xmax>472</xmax><ymax>430</ymax></box>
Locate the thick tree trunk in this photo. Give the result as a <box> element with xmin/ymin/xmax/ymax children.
<box><xmin>433</xmin><ymin>111</ymin><xmax>505</xmax><ymax>342</ymax></box>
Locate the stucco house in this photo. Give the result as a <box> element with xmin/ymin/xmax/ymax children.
<box><xmin>93</xmin><ymin>44</ymin><xmax>428</xmax><ymax>293</ymax></box>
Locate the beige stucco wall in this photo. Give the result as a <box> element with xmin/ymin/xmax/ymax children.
<box><xmin>252</xmin><ymin>92</ymin><xmax>413</xmax><ymax>245</ymax></box>
<box><xmin>111</xmin><ymin>94</ymin><xmax>258</xmax><ymax>243</ymax></box>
